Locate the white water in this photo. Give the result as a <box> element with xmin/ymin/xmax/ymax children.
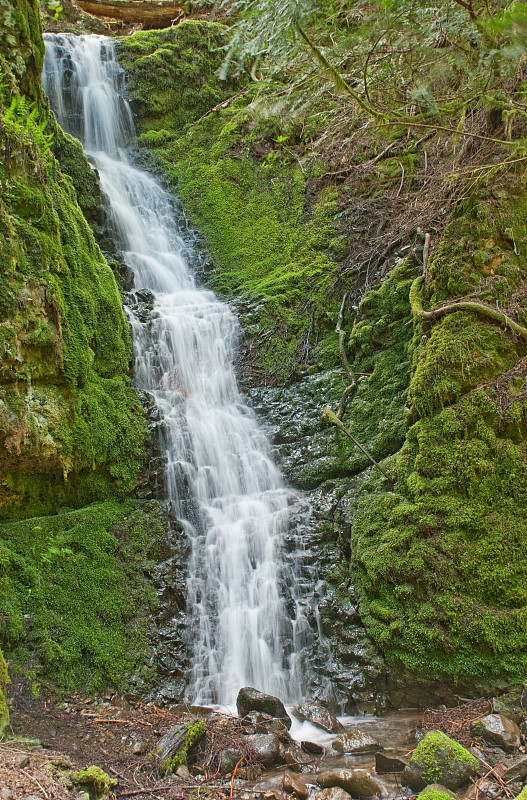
<box><xmin>43</xmin><ymin>34</ymin><xmax>313</xmax><ymax>704</ymax></box>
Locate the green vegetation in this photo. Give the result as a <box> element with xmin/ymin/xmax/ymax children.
<box><xmin>0</xmin><ymin>648</ymin><xmax>9</xmax><ymax>734</ymax></box>
<box><xmin>417</xmin><ymin>788</ymin><xmax>455</xmax><ymax>800</ymax></box>
<box><xmin>73</xmin><ymin>765</ymin><xmax>117</xmax><ymax>797</ymax></box>
<box><xmin>0</xmin><ymin>500</ymin><xmax>167</xmax><ymax>692</ymax></box>
<box><xmin>406</xmin><ymin>731</ymin><xmax>478</xmax><ymax>785</ymax></box>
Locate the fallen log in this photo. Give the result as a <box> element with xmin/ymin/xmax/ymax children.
<box><xmin>75</xmin><ymin>0</ymin><xmax>183</xmax><ymax>26</ymax></box>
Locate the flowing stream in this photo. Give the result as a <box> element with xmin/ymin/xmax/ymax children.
<box><xmin>43</xmin><ymin>34</ymin><xmax>315</xmax><ymax>705</ymax></box>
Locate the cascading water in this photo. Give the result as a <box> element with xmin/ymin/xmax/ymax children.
<box><xmin>43</xmin><ymin>34</ymin><xmax>315</xmax><ymax>705</ymax></box>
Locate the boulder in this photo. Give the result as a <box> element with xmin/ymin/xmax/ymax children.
<box><xmin>311</xmin><ymin>789</ymin><xmax>353</xmax><ymax>800</ymax></box>
<box><xmin>283</xmin><ymin>772</ymin><xmax>310</xmax><ymax>799</ymax></box>
<box><xmin>237</xmin><ymin>687</ymin><xmax>291</xmax><ymax>730</ymax></box>
<box><xmin>375</xmin><ymin>751</ymin><xmax>407</xmax><ymax>773</ymax></box>
<box><xmin>470</xmin><ymin>714</ymin><xmax>521</xmax><ymax>752</ymax></box>
<box><xmin>402</xmin><ymin>731</ymin><xmax>478</xmax><ymax>790</ymax></box>
<box><xmin>291</xmin><ymin>702</ymin><xmax>345</xmax><ymax>734</ymax></box>
<box><xmin>246</xmin><ymin>733</ymin><xmax>281</xmax><ymax>767</ymax></box>
<box><xmin>317</xmin><ymin>768</ymin><xmax>383</xmax><ymax>797</ymax></box>
<box><xmin>332</xmin><ymin>729</ymin><xmax>382</xmax><ymax>754</ymax></box>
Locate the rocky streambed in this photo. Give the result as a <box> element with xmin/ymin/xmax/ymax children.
<box><xmin>3</xmin><ymin>683</ymin><xmax>527</xmax><ymax>800</ymax></box>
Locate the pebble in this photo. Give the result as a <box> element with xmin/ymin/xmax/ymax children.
<box><xmin>14</xmin><ymin>753</ymin><xmax>30</xmax><ymax>768</ymax></box>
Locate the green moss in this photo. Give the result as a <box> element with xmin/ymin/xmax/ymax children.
<box><xmin>0</xmin><ymin>500</ymin><xmax>167</xmax><ymax>692</ymax></box>
<box><xmin>0</xmin><ymin>1</ymin><xmax>146</xmax><ymax>520</ymax></box>
<box><xmin>73</xmin><ymin>766</ymin><xmax>117</xmax><ymax>797</ymax></box>
<box><xmin>515</xmin><ymin>788</ymin><xmax>527</xmax><ymax>800</ymax></box>
<box><xmin>408</xmin><ymin>731</ymin><xmax>478</xmax><ymax>785</ymax></box>
<box><xmin>0</xmin><ymin>647</ymin><xmax>9</xmax><ymax>734</ymax></box>
<box><xmin>163</xmin><ymin>720</ymin><xmax>206</xmax><ymax>772</ymax></box>
<box><xmin>417</xmin><ymin>788</ymin><xmax>454</xmax><ymax>800</ymax></box>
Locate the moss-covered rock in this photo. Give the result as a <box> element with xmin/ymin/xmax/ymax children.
<box><xmin>73</xmin><ymin>765</ymin><xmax>117</xmax><ymax>798</ymax></box>
<box><xmin>402</xmin><ymin>731</ymin><xmax>478</xmax><ymax>790</ymax></box>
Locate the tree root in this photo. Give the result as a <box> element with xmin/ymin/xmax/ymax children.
<box><xmin>409</xmin><ymin>276</ymin><xmax>527</xmax><ymax>336</ymax></box>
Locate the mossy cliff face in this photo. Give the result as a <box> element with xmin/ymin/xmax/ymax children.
<box><xmin>0</xmin><ymin>0</ymin><xmax>175</xmax><ymax>697</ymax></box>
<box><xmin>120</xmin><ymin>20</ymin><xmax>527</xmax><ymax>697</ymax></box>
<box><xmin>0</xmin><ymin>0</ymin><xmax>147</xmax><ymax>521</ymax></box>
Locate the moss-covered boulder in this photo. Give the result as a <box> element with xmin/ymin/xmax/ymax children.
<box><xmin>73</xmin><ymin>766</ymin><xmax>117</xmax><ymax>798</ymax></box>
<box><xmin>402</xmin><ymin>731</ymin><xmax>478</xmax><ymax>790</ymax></box>
<box><xmin>417</xmin><ymin>785</ymin><xmax>458</xmax><ymax>800</ymax></box>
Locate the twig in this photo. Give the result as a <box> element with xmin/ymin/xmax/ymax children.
<box><xmin>118</xmin><ymin>788</ymin><xmax>178</xmax><ymax>798</ymax></box>
<box><xmin>230</xmin><ymin>756</ymin><xmax>245</xmax><ymax>800</ymax></box>
<box><xmin>379</xmin><ymin>120</ymin><xmax>514</xmax><ymax>146</ymax></box>
<box><xmin>323</xmin><ymin>407</ymin><xmax>393</xmax><ymax>482</ymax></box>
<box><xmin>422</xmin><ymin>232</ymin><xmax>431</xmax><ymax>284</ymax></box>
<box><xmin>21</xmin><ymin>769</ymin><xmax>49</xmax><ymax>799</ymax></box>
<box><xmin>396</xmin><ymin>162</ymin><xmax>405</xmax><ymax>196</ymax></box>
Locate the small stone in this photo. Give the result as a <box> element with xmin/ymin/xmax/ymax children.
<box><xmin>284</xmin><ymin>745</ymin><xmax>313</xmax><ymax>772</ymax></box>
<box><xmin>283</xmin><ymin>772</ymin><xmax>310</xmax><ymax>799</ymax></box>
<box><xmin>375</xmin><ymin>751</ymin><xmax>407</xmax><ymax>773</ymax></box>
<box><xmin>0</xmin><ymin>790</ymin><xmax>14</xmax><ymax>800</ymax></box>
<box><xmin>132</xmin><ymin>739</ymin><xmax>148</xmax><ymax>755</ymax></box>
<box><xmin>332</xmin><ymin>729</ymin><xmax>382</xmax><ymax>754</ymax></box>
<box><xmin>14</xmin><ymin>753</ymin><xmax>30</xmax><ymax>768</ymax></box>
<box><xmin>301</xmin><ymin>740</ymin><xmax>324</xmax><ymax>755</ymax></box>
<box><xmin>317</xmin><ymin>767</ymin><xmax>384</xmax><ymax>797</ymax></box>
<box><xmin>471</xmin><ymin>714</ymin><xmax>521</xmax><ymax>752</ymax></box>
<box><xmin>291</xmin><ymin>702</ymin><xmax>345</xmax><ymax>734</ymax></box>
<box><xmin>175</xmin><ymin>764</ymin><xmax>192</xmax><ymax>779</ymax></box>
<box><xmin>25</xmin><ymin>796</ymin><xmax>44</xmax><ymax>800</ymax></box>
<box><xmin>311</xmin><ymin>789</ymin><xmax>352</xmax><ymax>800</ymax></box>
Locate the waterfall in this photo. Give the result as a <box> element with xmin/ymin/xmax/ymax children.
<box><xmin>43</xmin><ymin>34</ymin><xmax>314</xmax><ymax>705</ymax></box>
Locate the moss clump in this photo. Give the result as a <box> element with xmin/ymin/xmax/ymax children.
<box><xmin>163</xmin><ymin>720</ymin><xmax>206</xmax><ymax>772</ymax></box>
<box><xmin>73</xmin><ymin>765</ymin><xmax>117</xmax><ymax>797</ymax></box>
<box><xmin>417</xmin><ymin>787</ymin><xmax>455</xmax><ymax>800</ymax></box>
<box><xmin>406</xmin><ymin>731</ymin><xmax>478</xmax><ymax>787</ymax></box>
<box><xmin>0</xmin><ymin>500</ymin><xmax>167</xmax><ymax>692</ymax></box>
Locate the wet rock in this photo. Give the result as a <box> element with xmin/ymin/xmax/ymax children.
<box><xmin>417</xmin><ymin>784</ymin><xmax>458</xmax><ymax>800</ymax></box>
<box><xmin>375</xmin><ymin>751</ymin><xmax>407</xmax><ymax>773</ymax></box>
<box><xmin>246</xmin><ymin>733</ymin><xmax>281</xmax><ymax>767</ymax></box>
<box><xmin>283</xmin><ymin>772</ymin><xmax>310</xmax><ymax>799</ymax></box>
<box><xmin>492</xmin><ymin>691</ymin><xmax>527</xmax><ymax>726</ymax></box>
<box><xmin>470</xmin><ymin>714</ymin><xmax>521</xmax><ymax>752</ymax></box>
<box><xmin>237</xmin><ymin>687</ymin><xmax>291</xmax><ymax>729</ymax></box>
<box><xmin>291</xmin><ymin>702</ymin><xmax>344</xmax><ymax>734</ymax></box>
<box><xmin>311</xmin><ymin>789</ymin><xmax>352</xmax><ymax>800</ymax></box>
<box><xmin>317</xmin><ymin>768</ymin><xmax>383</xmax><ymax>797</ymax></box>
<box><xmin>242</xmin><ymin>711</ymin><xmax>290</xmax><ymax>740</ymax></box>
<box><xmin>219</xmin><ymin>748</ymin><xmax>245</xmax><ymax>775</ymax></box>
<box><xmin>332</xmin><ymin>729</ymin><xmax>382</xmax><ymax>754</ymax></box>
<box><xmin>500</xmin><ymin>755</ymin><xmax>527</xmax><ymax>782</ymax></box>
<box><xmin>284</xmin><ymin>744</ymin><xmax>314</xmax><ymax>772</ymax></box>
<box><xmin>301</xmin><ymin>740</ymin><xmax>324</xmax><ymax>755</ymax></box>
<box><xmin>402</xmin><ymin>731</ymin><xmax>478</xmax><ymax>790</ymax></box>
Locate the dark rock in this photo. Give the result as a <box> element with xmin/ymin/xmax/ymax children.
<box><xmin>241</xmin><ymin>711</ymin><xmax>290</xmax><ymax>740</ymax></box>
<box><xmin>301</xmin><ymin>740</ymin><xmax>324</xmax><ymax>755</ymax></box>
<box><xmin>291</xmin><ymin>702</ymin><xmax>344</xmax><ymax>734</ymax></box>
<box><xmin>283</xmin><ymin>744</ymin><xmax>314</xmax><ymax>772</ymax></box>
<box><xmin>246</xmin><ymin>733</ymin><xmax>281</xmax><ymax>767</ymax></box>
<box><xmin>332</xmin><ymin>729</ymin><xmax>382</xmax><ymax>754</ymax></box>
<box><xmin>317</xmin><ymin>768</ymin><xmax>383</xmax><ymax>797</ymax></box>
<box><xmin>283</xmin><ymin>772</ymin><xmax>310</xmax><ymax>799</ymax></box>
<box><xmin>402</xmin><ymin>731</ymin><xmax>478</xmax><ymax>790</ymax></box>
<box><xmin>375</xmin><ymin>751</ymin><xmax>407</xmax><ymax>773</ymax></box>
<box><xmin>471</xmin><ymin>714</ymin><xmax>521</xmax><ymax>752</ymax></box>
<box><xmin>237</xmin><ymin>687</ymin><xmax>291</xmax><ymax>729</ymax></box>
<box><xmin>500</xmin><ymin>755</ymin><xmax>527</xmax><ymax>782</ymax></box>
<box><xmin>219</xmin><ymin>748</ymin><xmax>245</xmax><ymax>775</ymax></box>
<box><xmin>135</xmin><ymin>288</ymin><xmax>155</xmax><ymax>304</ymax></box>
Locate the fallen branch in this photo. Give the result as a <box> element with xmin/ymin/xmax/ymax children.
<box><xmin>323</xmin><ymin>407</ymin><xmax>393</xmax><ymax>482</ymax></box>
